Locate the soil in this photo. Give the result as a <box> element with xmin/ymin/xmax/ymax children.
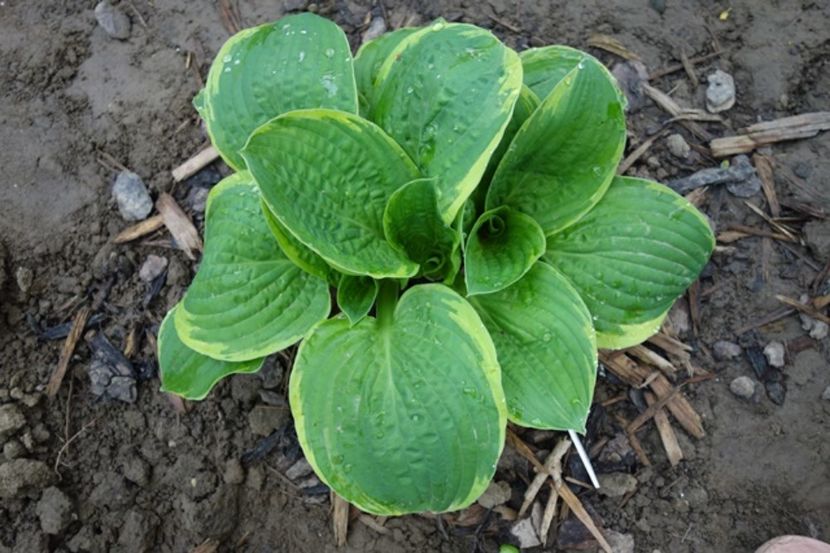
<box><xmin>1</xmin><ymin>1</ymin><xmax>828</xmax><ymax>552</ymax></box>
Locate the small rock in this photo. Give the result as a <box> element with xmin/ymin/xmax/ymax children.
<box><xmin>223</xmin><ymin>458</ymin><xmax>245</xmax><ymax>485</ymax></box>
<box><xmin>0</xmin><ymin>403</ymin><xmax>26</xmax><ymax>441</ymax></box>
<box><xmin>606</xmin><ymin>530</ymin><xmax>635</xmax><ymax>553</ymax></box>
<box><xmin>138</xmin><ymin>255</ymin><xmax>168</xmax><ymax>282</ymax></box>
<box><xmin>285</xmin><ymin>457</ymin><xmax>313</xmax><ymax>481</ymax></box>
<box><xmin>713</xmin><ymin>340</ymin><xmax>742</xmax><ymax>360</ymax></box>
<box><xmin>112</xmin><ymin>170</ymin><xmax>152</xmax><ymax>221</ymax></box>
<box><xmin>598</xmin><ymin>472</ymin><xmax>637</xmax><ymax>498</ymax></box>
<box><xmin>118</xmin><ymin>509</ymin><xmax>158</xmax><ymax>552</ymax></box>
<box><xmin>611</xmin><ymin>61</ymin><xmax>650</xmax><ymax>112</ymax></box>
<box><xmin>31</xmin><ymin>422</ymin><xmax>50</xmax><ymax>443</ymax></box>
<box><xmin>510</xmin><ymin>517</ymin><xmax>541</xmax><ymax>548</ymax></box>
<box><xmin>804</xmin><ymin>219</ymin><xmax>830</xmax><ymax>261</ymax></box>
<box><xmin>15</xmin><ymin>266</ymin><xmax>33</xmax><ymax>293</ymax></box>
<box><xmin>87</xmin><ymin>333</ymin><xmax>137</xmax><ymax>403</ymax></box>
<box><xmin>361</xmin><ymin>16</ymin><xmax>387</xmax><ymax>43</ymax></box>
<box><xmin>36</xmin><ymin>486</ymin><xmax>73</xmax><ymax>534</ymax></box>
<box><xmin>477</xmin><ymin>480</ymin><xmax>511</xmax><ymax>509</ymax></box>
<box><xmin>122</xmin><ymin>456</ymin><xmax>151</xmax><ymax>487</ymax></box>
<box><xmin>821</xmin><ymin>386</ymin><xmax>830</xmax><ymax>401</ymax></box>
<box><xmin>666</xmin><ymin>134</ymin><xmax>690</xmax><ymax>159</ymax></box>
<box><xmin>729</xmin><ymin>376</ymin><xmax>755</xmax><ymax>399</ymax></box>
<box><xmin>809</xmin><ymin>320</ymin><xmax>829</xmax><ymax>340</ymax></box>
<box><xmin>763</xmin><ymin>341</ymin><xmax>785</xmax><ymax>368</ymax></box>
<box><xmin>186</xmin><ymin>186</ymin><xmax>210</xmax><ymax>214</ymax></box>
<box><xmin>668</xmin><ymin>154</ymin><xmax>760</xmax><ymax>197</ymax></box>
<box><xmin>94</xmin><ymin>1</ymin><xmax>131</xmax><ymax>40</ymax></box>
<box><xmin>706</xmin><ymin>69</ymin><xmax>736</xmax><ymax>113</ymax></box>
<box><xmin>247</xmin><ymin>404</ymin><xmax>289</xmax><ymax>437</ymax></box>
<box><xmin>0</xmin><ymin>459</ymin><xmax>55</xmax><ymax>498</ymax></box>
<box><xmin>3</xmin><ymin>440</ymin><xmax>25</xmax><ymax>460</ymax></box>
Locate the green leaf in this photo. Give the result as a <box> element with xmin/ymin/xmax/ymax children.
<box><xmin>175</xmin><ymin>172</ymin><xmax>331</xmax><ymax>361</ymax></box>
<box><xmin>481</xmin><ymin>84</ymin><xmax>540</xmax><ymax>187</ymax></box>
<box><xmin>544</xmin><ymin>176</ymin><xmax>715</xmax><ymax>349</ymax></box>
<box><xmin>371</xmin><ymin>21</ymin><xmax>523</xmax><ymax>223</ymax></box>
<box><xmin>337</xmin><ymin>275</ymin><xmax>378</xmax><ymax>326</ymax></box>
<box><xmin>196</xmin><ymin>13</ymin><xmax>358</xmax><ymax>170</ymax></box>
<box><xmin>159</xmin><ymin>304</ymin><xmax>264</xmax><ymax>400</ymax></box>
<box><xmin>354</xmin><ymin>27</ymin><xmax>420</xmax><ymax>115</ymax></box>
<box><xmin>520</xmin><ymin>45</ymin><xmax>587</xmax><ymax>101</ymax></box>
<box><xmin>290</xmin><ymin>284</ymin><xmax>507</xmax><ymax>515</ymax></box>
<box><xmin>261</xmin><ymin>198</ymin><xmax>338</xmax><ymax>285</ymax></box>
<box><xmin>486</xmin><ymin>52</ymin><xmax>627</xmax><ymax>236</ymax></box>
<box><xmin>470</xmin><ymin>263</ymin><xmax>597</xmax><ymax>432</ymax></box>
<box><xmin>242</xmin><ymin>109</ymin><xmax>421</xmax><ymax>279</ymax></box>
<box><xmin>383</xmin><ymin>178</ymin><xmax>458</xmax><ymax>281</ymax></box>
<box><xmin>464</xmin><ymin>207</ymin><xmax>546</xmax><ymax>296</ymax></box>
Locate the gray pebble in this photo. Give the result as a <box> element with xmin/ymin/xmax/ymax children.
<box><xmin>94</xmin><ymin>1</ymin><xmax>131</xmax><ymax>40</ymax></box>
<box><xmin>3</xmin><ymin>440</ymin><xmax>25</xmax><ymax>460</ymax></box>
<box><xmin>706</xmin><ymin>69</ymin><xmax>736</xmax><ymax>113</ymax></box>
<box><xmin>763</xmin><ymin>341</ymin><xmax>785</xmax><ymax>368</ymax></box>
<box><xmin>36</xmin><ymin>486</ymin><xmax>73</xmax><ymax>534</ymax></box>
<box><xmin>223</xmin><ymin>459</ymin><xmax>245</xmax><ymax>485</ymax></box>
<box><xmin>122</xmin><ymin>456</ymin><xmax>151</xmax><ymax>487</ymax></box>
<box><xmin>0</xmin><ymin>458</ymin><xmax>55</xmax><ymax>499</ymax></box>
<box><xmin>729</xmin><ymin>376</ymin><xmax>755</xmax><ymax>399</ymax></box>
<box><xmin>477</xmin><ymin>480</ymin><xmax>511</xmax><ymax>509</ymax></box>
<box><xmin>0</xmin><ymin>403</ymin><xmax>26</xmax><ymax>441</ymax></box>
<box><xmin>138</xmin><ymin>254</ymin><xmax>168</xmax><ymax>282</ymax></box>
<box><xmin>666</xmin><ymin>133</ymin><xmax>690</xmax><ymax>159</ymax></box>
<box><xmin>713</xmin><ymin>340</ymin><xmax>742</xmax><ymax>360</ymax></box>
<box><xmin>247</xmin><ymin>404</ymin><xmax>289</xmax><ymax>437</ymax></box>
<box><xmin>361</xmin><ymin>16</ymin><xmax>387</xmax><ymax>43</ymax></box>
<box><xmin>112</xmin><ymin>170</ymin><xmax>152</xmax><ymax>221</ymax></box>
<box><xmin>597</xmin><ymin>472</ymin><xmax>638</xmax><ymax>498</ymax></box>
<box><xmin>822</xmin><ymin>386</ymin><xmax>830</xmax><ymax>401</ymax></box>
<box><xmin>15</xmin><ymin>266</ymin><xmax>33</xmax><ymax>293</ymax></box>
<box><xmin>285</xmin><ymin>457</ymin><xmax>313</xmax><ymax>481</ymax></box>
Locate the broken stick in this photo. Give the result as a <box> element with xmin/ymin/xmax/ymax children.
<box><xmin>47</xmin><ymin>306</ymin><xmax>91</xmax><ymax>398</ymax></box>
<box><xmin>171</xmin><ymin>145</ymin><xmax>219</xmax><ymax>182</ymax></box>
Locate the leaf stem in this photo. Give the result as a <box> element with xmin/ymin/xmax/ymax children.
<box><xmin>376</xmin><ymin>280</ymin><xmax>399</xmax><ymax>329</ymax></box>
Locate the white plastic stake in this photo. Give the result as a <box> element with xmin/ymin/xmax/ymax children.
<box><xmin>568</xmin><ymin>429</ymin><xmax>600</xmax><ymax>489</ymax></box>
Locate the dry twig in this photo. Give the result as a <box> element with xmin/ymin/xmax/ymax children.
<box><xmin>172</xmin><ymin>145</ymin><xmax>220</xmax><ymax>182</ymax></box>
<box><xmin>710</xmin><ymin>112</ymin><xmax>830</xmax><ymax>157</ymax></box>
<box><xmin>47</xmin><ymin>306</ymin><xmax>90</xmax><ymax>398</ymax></box>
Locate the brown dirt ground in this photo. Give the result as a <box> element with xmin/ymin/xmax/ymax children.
<box><xmin>1</xmin><ymin>1</ymin><xmax>828</xmax><ymax>552</ymax></box>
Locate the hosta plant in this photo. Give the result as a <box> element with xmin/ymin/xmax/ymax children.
<box><xmin>158</xmin><ymin>13</ymin><xmax>714</xmax><ymax>515</ymax></box>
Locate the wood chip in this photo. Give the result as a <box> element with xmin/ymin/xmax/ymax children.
<box><xmin>588</xmin><ymin>34</ymin><xmax>641</xmax><ymax>60</ymax></box>
<box><xmin>734</xmin><ymin>306</ymin><xmax>795</xmax><ymax>335</ymax></box>
<box><xmin>775</xmin><ymin>295</ymin><xmax>830</xmax><ymax>325</ymax></box>
<box><xmin>358</xmin><ymin>514</ymin><xmax>390</xmax><ymax>535</ymax></box>
<box><xmin>506</xmin><ymin>429</ymin><xmax>547</xmax><ymax>474</ymax></box>
<box><xmin>753</xmin><ymin>154</ymin><xmax>780</xmax><ymax>217</ymax></box>
<box><xmin>743</xmin><ymin>201</ymin><xmax>798</xmax><ymax>242</ymax></box>
<box><xmin>540</xmin><ymin>439</ymin><xmax>571</xmax><ymax>545</ymax></box>
<box><xmin>601</xmin><ymin>352</ymin><xmax>705</xmax><ymax>438</ymax></box>
<box><xmin>710</xmin><ymin>112</ymin><xmax>830</xmax><ymax>157</ymax></box>
<box><xmin>814</xmin><ymin>294</ymin><xmax>830</xmax><ymax>310</ymax></box>
<box><xmin>679</xmin><ymin>48</ymin><xmax>699</xmax><ymax>88</ymax></box>
<box><xmin>644</xmin><ymin>392</ymin><xmax>683</xmax><ymax>466</ymax></box>
<box><xmin>626</xmin><ymin>345</ymin><xmax>677</xmax><ymax>376</ymax></box>
<box><xmin>47</xmin><ymin>306</ymin><xmax>91</xmax><ymax>398</ymax></box>
<box><xmin>172</xmin><ymin>145</ymin><xmax>219</xmax><ymax>182</ymax></box>
<box><xmin>618</xmin><ymin>130</ymin><xmax>667</xmax><ymax>175</ymax></box>
<box><xmin>552</xmin><ymin>481</ymin><xmax>612</xmax><ymax>553</ymax></box>
<box><xmin>722</xmin><ymin>224</ymin><xmax>794</xmax><ymax>243</ymax></box>
<box><xmin>519</xmin><ymin>438</ymin><xmax>570</xmax><ymax>517</ymax></box>
<box><xmin>156</xmin><ymin>193</ymin><xmax>203</xmax><ymax>260</ymax></box>
<box><xmin>642</xmin><ymin>84</ymin><xmax>717</xmax><ymax>141</ymax></box>
<box><xmin>113</xmin><ymin>214</ymin><xmax>164</xmax><ymax>244</ymax></box>
<box><xmin>333</xmin><ymin>493</ymin><xmax>350</xmax><ymax>547</ymax></box>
